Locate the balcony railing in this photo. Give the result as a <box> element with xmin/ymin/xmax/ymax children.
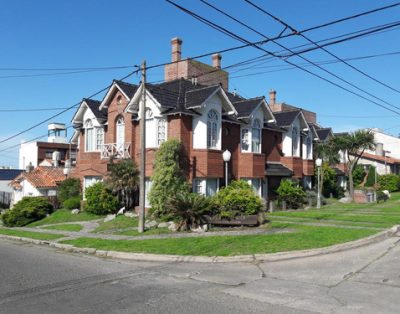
<box><xmin>101</xmin><ymin>143</ymin><xmax>131</xmax><ymax>159</ymax></box>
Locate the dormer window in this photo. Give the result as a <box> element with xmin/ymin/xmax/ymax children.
<box><xmin>84</xmin><ymin>119</ymin><xmax>94</xmax><ymax>152</ymax></box>
<box><xmin>207</xmin><ymin>109</ymin><xmax>219</xmax><ymax>149</ymax></box>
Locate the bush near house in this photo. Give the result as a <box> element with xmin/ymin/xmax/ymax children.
<box><xmin>164</xmin><ymin>191</ymin><xmax>212</xmax><ymax>231</ymax></box>
<box><xmin>63</xmin><ymin>196</ymin><xmax>81</xmax><ymax>210</ymax></box>
<box><xmin>352</xmin><ymin>165</ymin><xmax>366</xmax><ymax>187</ymax></box>
<box><xmin>1</xmin><ymin>197</ymin><xmax>53</xmax><ymax>227</ymax></box>
<box><xmin>377</xmin><ymin>174</ymin><xmax>400</xmax><ymax>192</ymax></box>
<box><xmin>212</xmin><ymin>180</ymin><xmax>263</xmax><ymax>219</ymax></box>
<box><xmin>84</xmin><ymin>182</ymin><xmax>119</xmax><ymax>215</ymax></box>
<box><xmin>276</xmin><ymin>179</ymin><xmax>306</xmax><ymax>209</ymax></box>
<box><xmin>58</xmin><ymin>178</ymin><xmax>82</xmax><ymax>210</ymax></box>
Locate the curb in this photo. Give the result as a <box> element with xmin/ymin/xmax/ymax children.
<box><xmin>0</xmin><ymin>225</ymin><xmax>399</xmax><ymax>263</ymax></box>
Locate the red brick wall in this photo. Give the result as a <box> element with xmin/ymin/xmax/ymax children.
<box><xmin>281</xmin><ymin>156</ymin><xmax>303</xmax><ymax>178</ymax></box>
<box><xmin>263</xmin><ymin>130</ymin><xmax>283</xmax><ymax>162</ymax></box>
<box><xmin>303</xmin><ymin>159</ymin><xmax>314</xmax><ymax>176</ymax></box>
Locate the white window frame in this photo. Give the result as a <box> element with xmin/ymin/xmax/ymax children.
<box><xmin>241</xmin><ymin>127</ymin><xmax>250</xmax><ymax>152</ymax></box>
<box><xmin>207</xmin><ymin>109</ymin><xmax>219</xmax><ymax>149</ymax></box>
<box><xmin>95</xmin><ymin>127</ymin><xmax>104</xmax><ymax>151</ymax></box>
<box><xmin>116</xmin><ymin>116</ymin><xmax>125</xmax><ymax>149</ymax></box>
<box><xmin>242</xmin><ymin>178</ymin><xmax>262</xmax><ymax>197</ymax></box>
<box><xmin>83</xmin><ymin>176</ymin><xmax>102</xmax><ymax>198</ymax></box>
<box><xmin>156</xmin><ymin>118</ymin><xmax>167</xmax><ymax>146</ymax></box>
<box><xmin>306</xmin><ymin>136</ymin><xmax>312</xmax><ymax>160</ymax></box>
<box><xmin>145</xmin><ymin>178</ymin><xmax>153</xmax><ymax>208</ymax></box>
<box><xmin>84</xmin><ymin>119</ymin><xmax>94</xmax><ymax>152</ymax></box>
<box><xmin>251</xmin><ymin>119</ymin><xmax>261</xmax><ymax>153</ymax></box>
<box><xmin>193</xmin><ymin>178</ymin><xmax>219</xmax><ymax>196</ymax></box>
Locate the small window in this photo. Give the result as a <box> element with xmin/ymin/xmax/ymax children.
<box><xmin>95</xmin><ymin>127</ymin><xmax>104</xmax><ymax>151</ymax></box>
<box><xmin>85</xmin><ymin>119</ymin><xmax>94</xmax><ymax>152</ymax></box>
<box><xmin>116</xmin><ymin>116</ymin><xmax>125</xmax><ymax>148</ymax></box>
<box><xmin>193</xmin><ymin>179</ymin><xmax>203</xmax><ymax>194</ymax></box>
<box><xmin>206</xmin><ymin>179</ymin><xmax>218</xmax><ymax>197</ymax></box>
<box><xmin>306</xmin><ymin>137</ymin><xmax>312</xmax><ymax>159</ymax></box>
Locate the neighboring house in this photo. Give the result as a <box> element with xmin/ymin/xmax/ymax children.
<box><xmin>9</xmin><ymin>166</ymin><xmax>66</xmax><ymax>206</ymax></box>
<box><xmin>358</xmin><ymin>152</ymin><xmax>400</xmax><ymax>176</ymax></box>
<box><xmin>69</xmin><ymin>37</ymin><xmax>334</xmax><ymax>206</ymax></box>
<box><xmin>19</xmin><ymin>123</ymin><xmax>77</xmax><ymax>170</ymax></box>
<box><xmin>0</xmin><ymin>168</ymin><xmax>23</xmax><ymax>208</ymax></box>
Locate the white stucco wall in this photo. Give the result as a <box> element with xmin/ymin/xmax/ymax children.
<box><xmin>83</xmin><ymin>106</ymin><xmax>101</xmax><ymax>127</ymax></box>
<box><xmin>19</xmin><ymin>142</ymin><xmax>38</xmax><ymax>169</ymax></box>
<box><xmin>368</xmin><ymin>130</ymin><xmax>400</xmax><ymax>159</ymax></box>
<box><xmin>193</xmin><ymin>94</ymin><xmax>222</xmax><ymax>150</ymax></box>
<box><xmin>0</xmin><ymin>181</ymin><xmax>13</xmax><ymax>193</ymax></box>
<box><xmin>282</xmin><ymin>118</ymin><xmax>301</xmax><ymax>157</ymax></box>
<box><xmin>12</xmin><ymin>179</ymin><xmax>45</xmax><ymax>205</ymax></box>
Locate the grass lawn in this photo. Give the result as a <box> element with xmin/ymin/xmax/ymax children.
<box><xmin>41</xmin><ymin>224</ymin><xmax>83</xmax><ymax>232</ymax></box>
<box><xmin>62</xmin><ymin>223</ymin><xmax>377</xmax><ymax>256</ymax></box>
<box><xmin>116</xmin><ymin>227</ymin><xmax>171</xmax><ymax>236</ymax></box>
<box><xmin>92</xmin><ymin>215</ymin><xmax>138</xmax><ymax>233</ymax></box>
<box><xmin>28</xmin><ymin>209</ymin><xmax>102</xmax><ymax>227</ymax></box>
<box><xmin>0</xmin><ymin>228</ymin><xmax>65</xmax><ymax>241</ymax></box>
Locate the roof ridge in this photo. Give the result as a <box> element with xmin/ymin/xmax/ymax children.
<box><xmin>233</xmin><ymin>96</ymin><xmax>264</xmax><ymax>103</ymax></box>
<box><xmin>185</xmin><ymin>84</ymin><xmax>220</xmax><ymax>93</ymax></box>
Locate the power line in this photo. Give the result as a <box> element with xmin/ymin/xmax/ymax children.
<box><xmin>0</xmin><ymin>69</ymin><xmax>140</xmax><ymax>146</ymax></box>
<box><xmin>168</xmin><ymin>0</ymin><xmax>400</xmax><ymax>117</ymax></box>
<box><xmin>0</xmin><ymin>107</ymin><xmax>76</xmax><ymax>112</ymax></box>
<box><xmin>0</xmin><ymin>65</ymin><xmax>135</xmax><ymax>71</ymax></box>
<box><xmin>243</xmin><ymin>0</ymin><xmax>400</xmax><ymax>95</ymax></box>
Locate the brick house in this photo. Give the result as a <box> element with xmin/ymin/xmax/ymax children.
<box><xmin>71</xmin><ymin>37</ymin><xmax>325</xmax><ymax>206</ymax></box>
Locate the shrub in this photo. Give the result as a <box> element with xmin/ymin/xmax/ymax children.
<box><xmin>1</xmin><ymin>197</ymin><xmax>53</xmax><ymax>227</ymax></box>
<box><xmin>377</xmin><ymin>174</ymin><xmax>400</xmax><ymax>192</ymax></box>
<box><xmin>63</xmin><ymin>196</ymin><xmax>81</xmax><ymax>210</ymax></box>
<box><xmin>276</xmin><ymin>179</ymin><xmax>306</xmax><ymax>209</ymax></box>
<box><xmin>148</xmin><ymin>139</ymin><xmax>189</xmax><ymax>219</ymax></box>
<box><xmin>84</xmin><ymin>182</ymin><xmax>119</xmax><ymax>215</ymax></box>
<box><xmin>305</xmin><ymin>190</ymin><xmax>327</xmax><ymax>207</ymax></box>
<box><xmin>164</xmin><ymin>191</ymin><xmax>211</xmax><ymax>231</ymax></box>
<box><xmin>212</xmin><ymin>180</ymin><xmax>263</xmax><ymax>219</ymax></box>
<box><xmin>365</xmin><ymin>166</ymin><xmax>376</xmax><ymax>187</ymax></box>
<box><xmin>332</xmin><ymin>185</ymin><xmax>346</xmax><ymax>199</ymax></box>
<box><xmin>58</xmin><ymin>178</ymin><xmax>81</xmax><ymax>204</ymax></box>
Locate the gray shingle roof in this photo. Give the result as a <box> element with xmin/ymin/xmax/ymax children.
<box><xmin>265</xmin><ymin>162</ymin><xmax>293</xmax><ymax>176</ymax></box>
<box><xmin>114</xmin><ymin>80</ymin><xmax>139</xmax><ymax>99</ymax></box>
<box><xmin>316</xmin><ymin>128</ymin><xmax>332</xmax><ymax>141</ymax></box>
<box><xmin>185</xmin><ymin>85</ymin><xmax>220</xmax><ymax>108</ymax></box>
<box><xmin>83</xmin><ymin>98</ymin><xmax>106</xmax><ymax>120</ymax></box>
<box><xmin>232</xmin><ymin>97</ymin><xmax>264</xmax><ymax>119</ymax></box>
<box><xmin>273</xmin><ymin>110</ymin><xmax>301</xmax><ymax>127</ymax></box>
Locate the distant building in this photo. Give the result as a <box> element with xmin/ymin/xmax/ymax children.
<box><xmin>19</xmin><ymin>123</ymin><xmax>77</xmax><ymax>170</ymax></box>
<box><xmin>0</xmin><ymin>169</ymin><xmax>23</xmax><ymax>193</ymax></box>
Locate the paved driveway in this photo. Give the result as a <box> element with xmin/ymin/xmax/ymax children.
<box><xmin>0</xmin><ymin>232</ymin><xmax>399</xmax><ymax>313</ymax></box>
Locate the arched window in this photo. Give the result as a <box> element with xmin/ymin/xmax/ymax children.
<box><xmin>84</xmin><ymin>119</ymin><xmax>94</xmax><ymax>151</ymax></box>
<box><xmin>251</xmin><ymin>119</ymin><xmax>261</xmax><ymax>153</ymax></box>
<box><xmin>306</xmin><ymin>136</ymin><xmax>312</xmax><ymax>159</ymax></box>
<box><xmin>145</xmin><ymin>108</ymin><xmax>153</xmax><ymax>119</ymax></box>
<box><xmin>116</xmin><ymin>116</ymin><xmax>125</xmax><ymax>148</ymax></box>
<box><xmin>292</xmin><ymin>126</ymin><xmax>299</xmax><ymax>156</ymax></box>
<box><xmin>207</xmin><ymin>109</ymin><xmax>219</xmax><ymax>148</ymax></box>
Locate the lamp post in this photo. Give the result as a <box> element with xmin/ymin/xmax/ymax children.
<box><xmin>222</xmin><ymin>149</ymin><xmax>231</xmax><ymax>187</ymax></box>
<box><xmin>315</xmin><ymin>158</ymin><xmax>322</xmax><ymax>209</ymax></box>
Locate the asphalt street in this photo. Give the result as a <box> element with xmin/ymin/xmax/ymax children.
<box><xmin>0</xmin><ymin>234</ymin><xmax>399</xmax><ymax>314</ymax></box>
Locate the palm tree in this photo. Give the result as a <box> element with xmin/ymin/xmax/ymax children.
<box><xmin>106</xmin><ymin>158</ymin><xmax>139</xmax><ymax>210</ymax></box>
<box><xmin>332</xmin><ymin>130</ymin><xmax>375</xmax><ymax>200</ymax></box>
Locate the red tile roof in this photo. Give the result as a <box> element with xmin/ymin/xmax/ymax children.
<box><xmin>361</xmin><ymin>152</ymin><xmax>400</xmax><ymax>164</ymax></box>
<box><xmin>10</xmin><ymin>166</ymin><xmax>66</xmax><ymax>189</ymax></box>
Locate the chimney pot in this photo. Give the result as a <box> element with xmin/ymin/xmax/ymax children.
<box><xmin>171</xmin><ymin>37</ymin><xmax>182</xmax><ymax>62</ymax></box>
<box><xmin>212</xmin><ymin>53</ymin><xmax>222</xmax><ymax>69</ymax></box>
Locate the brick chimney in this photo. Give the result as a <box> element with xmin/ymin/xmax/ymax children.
<box><xmin>269</xmin><ymin>89</ymin><xmax>276</xmax><ymax>105</ymax></box>
<box><xmin>171</xmin><ymin>37</ymin><xmax>182</xmax><ymax>62</ymax></box>
<box><xmin>212</xmin><ymin>53</ymin><xmax>222</xmax><ymax>69</ymax></box>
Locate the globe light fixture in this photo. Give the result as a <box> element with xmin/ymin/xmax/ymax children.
<box><xmin>222</xmin><ymin>149</ymin><xmax>231</xmax><ymax>187</ymax></box>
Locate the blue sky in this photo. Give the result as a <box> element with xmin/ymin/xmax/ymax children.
<box><xmin>0</xmin><ymin>0</ymin><xmax>399</xmax><ymax>167</ymax></box>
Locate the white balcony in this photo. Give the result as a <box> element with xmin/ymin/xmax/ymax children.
<box><xmin>101</xmin><ymin>143</ymin><xmax>131</xmax><ymax>159</ymax></box>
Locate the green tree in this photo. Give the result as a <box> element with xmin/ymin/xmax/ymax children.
<box><xmin>148</xmin><ymin>139</ymin><xmax>188</xmax><ymax>219</ymax></box>
<box><xmin>313</xmin><ymin>140</ymin><xmax>340</xmax><ymax>198</ymax></box>
<box><xmin>106</xmin><ymin>158</ymin><xmax>139</xmax><ymax>210</ymax></box>
<box><xmin>276</xmin><ymin>179</ymin><xmax>306</xmax><ymax>209</ymax></box>
<box><xmin>365</xmin><ymin>166</ymin><xmax>376</xmax><ymax>187</ymax></box>
<box><xmin>352</xmin><ymin>164</ymin><xmax>366</xmax><ymax>187</ymax></box>
<box><xmin>332</xmin><ymin>130</ymin><xmax>375</xmax><ymax>200</ymax></box>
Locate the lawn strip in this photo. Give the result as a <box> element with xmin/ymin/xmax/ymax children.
<box><xmin>61</xmin><ymin>225</ymin><xmax>377</xmax><ymax>256</ymax></box>
<box><xmin>0</xmin><ymin>228</ymin><xmax>65</xmax><ymax>241</ymax></box>
<box><xmin>28</xmin><ymin>209</ymin><xmax>102</xmax><ymax>227</ymax></box>
<box><xmin>92</xmin><ymin>215</ymin><xmax>138</xmax><ymax>233</ymax></box>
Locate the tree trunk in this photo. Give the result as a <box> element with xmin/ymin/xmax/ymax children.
<box><xmin>348</xmin><ymin>164</ymin><xmax>354</xmax><ymax>201</ymax></box>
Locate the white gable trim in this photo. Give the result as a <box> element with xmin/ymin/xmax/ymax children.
<box><xmin>99</xmin><ymin>82</ymin><xmax>130</xmax><ymax>110</ymax></box>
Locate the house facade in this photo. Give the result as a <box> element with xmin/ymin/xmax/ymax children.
<box><xmin>71</xmin><ymin>38</ymin><xmax>325</xmax><ymax>206</ymax></box>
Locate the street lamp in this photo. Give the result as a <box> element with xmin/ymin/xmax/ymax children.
<box><xmin>222</xmin><ymin>149</ymin><xmax>231</xmax><ymax>187</ymax></box>
<box><xmin>315</xmin><ymin>158</ymin><xmax>322</xmax><ymax>209</ymax></box>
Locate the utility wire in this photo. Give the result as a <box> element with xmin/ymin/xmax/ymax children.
<box><xmin>0</xmin><ymin>107</ymin><xmax>77</xmax><ymax>112</ymax></box>
<box><xmin>0</xmin><ymin>69</ymin><xmax>140</xmax><ymax>145</ymax></box>
<box><xmin>244</xmin><ymin>0</ymin><xmax>400</xmax><ymax>95</ymax></box>
<box><xmin>168</xmin><ymin>0</ymin><xmax>400</xmax><ymax>116</ymax></box>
